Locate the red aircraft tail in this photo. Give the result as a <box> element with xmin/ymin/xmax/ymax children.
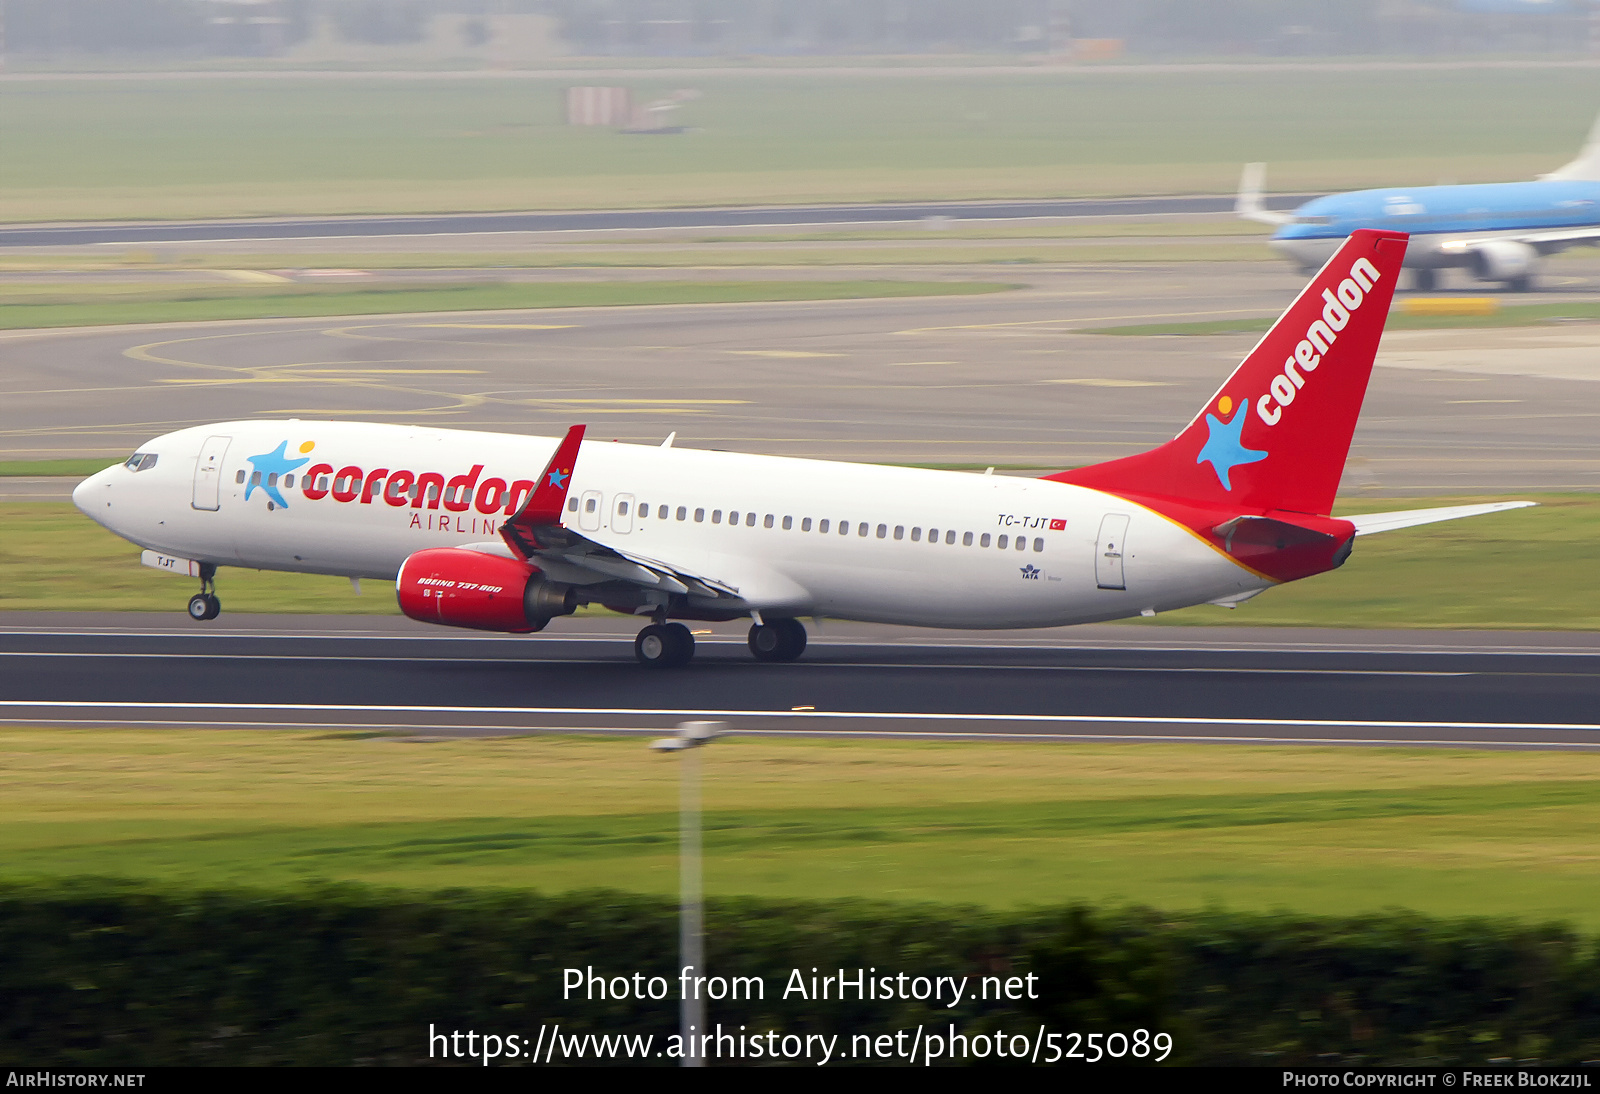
<box><xmin>1050</xmin><ymin>228</ymin><xmax>1409</xmax><ymax>517</ymax></box>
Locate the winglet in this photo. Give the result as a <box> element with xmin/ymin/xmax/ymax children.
<box><xmin>501</xmin><ymin>424</ymin><xmax>585</xmax><ymax>557</ymax></box>
<box><xmin>1237</xmin><ymin>162</ymin><xmax>1294</xmax><ymax>227</ymax></box>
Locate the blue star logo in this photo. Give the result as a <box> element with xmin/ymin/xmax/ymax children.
<box><xmin>1196</xmin><ymin>404</ymin><xmax>1267</xmax><ymax>491</ymax></box>
<box><xmin>547</xmin><ymin>468</ymin><xmax>569</xmax><ymax>489</ymax></box>
<box><xmin>244</xmin><ymin>441</ymin><xmax>311</xmax><ymax>508</ymax></box>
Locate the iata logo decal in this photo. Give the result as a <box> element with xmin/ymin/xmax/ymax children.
<box><xmin>246</xmin><ymin>440</ymin><xmax>313</xmax><ymax>509</ymax></box>
<box><xmin>1020</xmin><ymin>564</ymin><xmax>1041</xmax><ymax>580</ymax></box>
<box><xmin>1196</xmin><ymin>395</ymin><xmax>1266</xmax><ymax>491</ymax></box>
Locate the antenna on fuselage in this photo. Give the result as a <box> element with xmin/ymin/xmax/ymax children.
<box><xmin>661</xmin><ymin>432</ymin><xmax>676</xmax><ymax>449</ymax></box>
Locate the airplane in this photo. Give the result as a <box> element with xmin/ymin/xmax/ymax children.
<box><xmin>73</xmin><ymin>229</ymin><xmax>1532</xmax><ymax>668</ymax></box>
<box><xmin>1237</xmin><ymin>110</ymin><xmax>1600</xmax><ymax>291</ymax></box>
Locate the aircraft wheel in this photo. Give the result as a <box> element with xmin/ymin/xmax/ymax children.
<box><xmin>1506</xmin><ymin>275</ymin><xmax>1533</xmax><ymax>293</ymax></box>
<box><xmin>188</xmin><ymin>593</ymin><xmax>220</xmax><ymax>621</ymax></box>
<box><xmin>636</xmin><ymin>622</ymin><xmax>694</xmax><ymax>668</ymax></box>
<box><xmin>748</xmin><ymin>618</ymin><xmax>807</xmax><ymax>662</ymax></box>
<box><xmin>1411</xmin><ymin>268</ymin><xmax>1437</xmax><ymax>292</ymax></box>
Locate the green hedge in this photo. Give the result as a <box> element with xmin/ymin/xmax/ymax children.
<box><xmin>2</xmin><ymin>882</ymin><xmax>1598</xmax><ymax>1066</ymax></box>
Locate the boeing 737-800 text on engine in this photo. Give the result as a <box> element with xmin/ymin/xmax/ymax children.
<box><xmin>74</xmin><ymin>230</ymin><xmax>1530</xmax><ymax>667</ymax></box>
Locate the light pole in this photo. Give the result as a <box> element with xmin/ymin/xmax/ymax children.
<box><xmin>652</xmin><ymin>719</ymin><xmax>725</xmax><ymax>1067</ymax></box>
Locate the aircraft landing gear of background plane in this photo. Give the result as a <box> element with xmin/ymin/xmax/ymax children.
<box><xmin>635</xmin><ymin>621</ymin><xmax>694</xmax><ymax>668</ymax></box>
<box><xmin>748</xmin><ymin>618</ymin><xmax>806</xmax><ymax>662</ymax></box>
<box><xmin>187</xmin><ymin>563</ymin><xmax>220</xmax><ymax>621</ymax></box>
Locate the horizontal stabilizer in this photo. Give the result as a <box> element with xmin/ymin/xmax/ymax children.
<box><xmin>1348</xmin><ymin>501</ymin><xmax>1535</xmax><ymax>537</ymax></box>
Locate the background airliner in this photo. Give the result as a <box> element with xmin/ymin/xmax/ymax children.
<box><xmin>1238</xmin><ymin>111</ymin><xmax>1600</xmax><ymax>291</ymax></box>
<box><xmin>73</xmin><ymin>229</ymin><xmax>1530</xmax><ymax>667</ymax></box>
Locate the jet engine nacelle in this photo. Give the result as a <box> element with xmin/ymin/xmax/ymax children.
<box><xmin>1469</xmin><ymin>240</ymin><xmax>1538</xmax><ymax>283</ymax></box>
<box><xmin>396</xmin><ymin>547</ymin><xmax>576</xmax><ymax>633</ymax></box>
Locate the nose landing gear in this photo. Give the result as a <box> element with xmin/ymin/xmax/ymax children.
<box><xmin>635</xmin><ymin>621</ymin><xmax>694</xmax><ymax>668</ymax></box>
<box><xmin>187</xmin><ymin>563</ymin><xmax>221</xmax><ymax>621</ymax></box>
<box><xmin>748</xmin><ymin>618</ymin><xmax>807</xmax><ymax>662</ymax></box>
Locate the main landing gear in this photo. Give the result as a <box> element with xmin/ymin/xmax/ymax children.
<box><xmin>635</xmin><ymin>621</ymin><xmax>695</xmax><ymax>668</ymax></box>
<box><xmin>748</xmin><ymin>618</ymin><xmax>807</xmax><ymax>663</ymax></box>
<box><xmin>187</xmin><ymin>563</ymin><xmax>220</xmax><ymax>621</ymax></box>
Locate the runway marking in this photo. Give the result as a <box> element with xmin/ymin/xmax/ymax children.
<box><xmin>0</xmin><ymin>651</ymin><xmax>1474</xmax><ymax>676</ymax></box>
<box><xmin>3</xmin><ymin>701</ymin><xmax>1600</xmax><ymax>737</ymax></box>
<box><xmin>406</xmin><ymin>324</ymin><xmax>574</xmax><ymax>330</ymax></box>
<box><xmin>4</xmin><ymin>629</ymin><xmax>1599</xmax><ymax>657</ymax></box>
<box><xmin>289</xmin><ymin>368</ymin><xmax>487</xmax><ymax>375</ymax></box>
<box><xmin>895</xmin><ymin>308</ymin><xmax>1262</xmax><ymax>334</ymax></box>
<box><xmin>726</xmin><ymin>350</ymin><xmax>844</xmax><ymax>358</ymax></box>
<box><xmin>1041</xmin><ymin>378</ymin><xmax>1169</xmax><ymax>387</ymax></box>
<box><xmin>0</xmin><ymin>717</ymin><xmax>1597</xmax><ymax>750</ymax></box>
<box><xmin>533</xmin><ymin>398</ymin><xmax>749</xmax><ymax>405</ymax></box>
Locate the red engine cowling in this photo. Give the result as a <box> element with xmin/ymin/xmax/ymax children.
<box><xmin>396</xmin><ymin>547</ymin><xmax>575</xmax><ymax>633</ymax></box>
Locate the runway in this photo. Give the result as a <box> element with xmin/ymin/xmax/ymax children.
<box><xmin>8</xmin><ymin>261</ymin><xmax>1600</xmax><ymax>489</ymax></box>
<box><xmin>0</xmin><ymin>196</ymin><xmax>1310</xmax><ymax>249</ymax></box>
<box><xmin>4</xmin><ymin>615</ymin><xmax>1599</xmax><ymax>749</ymax></box>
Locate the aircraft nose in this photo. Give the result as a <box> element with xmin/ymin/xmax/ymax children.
<box><xmin>73</xmin><ymin>467</ymin><xmax>110</xmax><ymax>518</ymax></box>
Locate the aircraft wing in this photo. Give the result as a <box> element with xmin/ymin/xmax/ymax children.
<box><xmin>495</xmin><ymin>423</ymin><xmax>769</xmax><ymax>608</ymax></box>
<box><xmin>1347</xmin><ymin>501</ymin><xmax>1535</xmax><ymax>537</ymax></box>
<box><xmin>1437</xmin><ymin>226</ymin><xmax>1600</xmax><ymax>257</ymax></box>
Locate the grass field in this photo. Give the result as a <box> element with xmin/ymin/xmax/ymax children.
<box><xmin>4</xmin><ymin>70</ymin><xmax>1599</xmax><ymax>221</ymax></box>
<box><xmin>2</xmin><ymin>495</ymin><xmax>1589</xmax><ymax>626</ymax></box>
<box><xmin>1</xmin><ymin>730</ymin><xmax>1597</xmax><ymax>928</ymax></box>
<box><xmin>0</xmin><ymin>279</ymin><xmax>1008</xmax><ymax>330</ymax></box>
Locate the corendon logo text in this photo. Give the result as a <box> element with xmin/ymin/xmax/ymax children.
<box><xmin>301</xmin><ymin>461</ymin><xmax>535</xmax><ymax>519</ymax></box>
<box><xmin>1255</xmin><ymin>255</ymin><xmax>1381</xmax><ymax>427</ymax></box>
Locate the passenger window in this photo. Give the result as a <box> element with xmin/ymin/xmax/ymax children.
<box><xmin>284</xmin><ymin>475</ymin><xmax>295</xmax><ymax>488</ymax></box>
<box><xmin>783</xmin><ymin>516</ymin><xmax>793</xmax><ymax>530</ymax></box>
<box><xmin>1016</xmin><ymin>536</ymin><xmax>1026</xmax><ymax>551</ymax></box>
<box><xmin>911</xmin><ymin>527</ymin><xmax>921</xmax><ymax>542</ymax></box>
<box><xmin>321</xmin><ymin>476</ymin><xmax>332</xmax><ymax>492</ymax></box>
<box><xmin>928</xmin><ymin>528</ymin><xmax>938</xmax><ymax>543</ymax></box>
<box><xmin>712</xmin><ymin>510</ymin><xmax>722</xmax><ymax>524</ymax></box>
<box><xmin>819</xmin><ymin>519</ymin><xmax>830</xmax><ymax>533</ymax></box>
<box><xmin>251</xmin><ymin>471</ymin><xmax>262</xmax><ymax>486</ymax></box>
<box><xmin>962</xmin><ymin>532</ymin><xmax>973</xmax><ymax>546</ymax></box>
<box><xmin>235</xmin><ymin>470</ymin><xmax>246</xmax><ymax>484</ymax></box>
<box><xmin>998</xmin><ymin>534</ymin><xmax>1008</xmax><ymax>549</ymax></box>
<box><xmin>802</xmin><ymin>518</ymin><xmax>813</xmax><ymax>532</ymax></box>
<box><xmin>585</xmin><ymin>498</ymin><xmax>597</xmax><ymax>513</ymax></box>
<box><xmin>659</xmin><ymin>505</ymin><xmax>669</xmax><ymax>519</ymax></box>
<box><xmin>677</xmin><ymin>506</ymin><xmax>687</xmax><ymax>521</ymax></box>
<box><xmin>568</xmin><ymin>497</ymin><xmax>579</xmax><ymax>512</ymax></box>
<box><xmin>729</xmin><ymin>511</ymin><xmax>739</xmax><ymax>525</ymax></box>
<box><xmin>746</xmin><ymin>512</ymin><xmax>756</xmax><ymax>527</ymax></box>
<box><xmin>695</xmin><ymin>508</ymin><xmax>705</xmax><ymax>522</ymax></box>
<box><xmin>267</xmin><ymin>473</ymin><xmax>279</xmax><ymax>487</ymax></box>
<box><xmin>945</xmin><ymin>530</ymin><xmax>956</xmax><ymax>545</ymax></box>
<box><xmin>840</xmin><ymin>521</ymin><xmax>850</xmax><ymax>536</ymax></box>
<box><xmin>619</xmin><ymin>501</ymin><xmax>629</xmax><ymax>516</ymax></box>
<box><xmin>1033</xmin><ymin>537</ymin><xmax>1044</xmax><ymax>552</ymax></box>
<box><xmin>894</xmin><ymin>526</ymin><xmax>904</xmax><ymax>540</ymax></box>
<box><xmin>980</xmin><ymin>533</ymin><xmax>990</xmax><ymax>548</ymax></box>
<box><xmin>764</xmin><ymin>514</ymin><xmax>775</xmax><ymax>529</ymax></box>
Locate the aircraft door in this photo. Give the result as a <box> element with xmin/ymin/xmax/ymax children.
<box><xmin>191</xmin><ymin>435</ymin><xmax>231</xmax><ymax>511</ymax></box>
<box><xmin>612</xmin><ymin>493</ymin><xmax>635</xmax><ymax>534</ymax></box>
<box><xmin>577</xmin><ymin>489</ymin><xmax>603</xmax><ymax>532</ymax></box>
<box><xmin>1096</xmin><ymin>513</ymin><xmax>1129</xmax><ymax>590</ymax></box>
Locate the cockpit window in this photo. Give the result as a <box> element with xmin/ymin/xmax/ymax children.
<box><xmin>124</xmin><ymin>453</ymin><xmax>158</xmax><ymax>472</ymax></box>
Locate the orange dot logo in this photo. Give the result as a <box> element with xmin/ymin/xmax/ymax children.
<box><xmin>299</xmin><ymin>441</ymin><xmax>315</xmax><ymax>453</ymax></box>
<box><xmin>1218</xmin><ymin>395</ymin><xmax>1234</xmax><ymax>415</ymax></box>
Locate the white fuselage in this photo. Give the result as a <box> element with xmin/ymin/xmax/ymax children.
<box><xmin>74</xmin><ymin>420</ymin><xmax>1270</xmax><ymax>630</ymax></box>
